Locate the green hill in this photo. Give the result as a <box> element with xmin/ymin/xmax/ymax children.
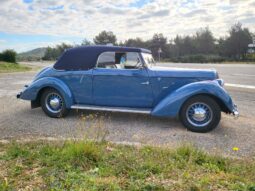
<box><xmin>18</xmin><ymin>47</ymin><xmax>47</xmax><ymax>61</ymax></box>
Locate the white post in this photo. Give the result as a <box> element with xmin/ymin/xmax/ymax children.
<box><xmin>158</xmin><ymin>48</ymin><xmax>162</xmax><ymax>63</ymax></box>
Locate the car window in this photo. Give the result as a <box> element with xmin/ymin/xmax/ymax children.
<box><xmin>141</xmin><ymin>53</ymin><xmax>155</xmax><ymax>68</ymax></box>
<box><xmin>97</xmin><ymin>52</ymin><xmax>116</xmax><ymax>69</ymax></box>
<box><xmin>123</xmin><ymin>52</ymin><xmax>142</xmax><ymax>69</ymax></box>
<box><xmin>97</xmin><ymin>52</ymin><xmax>142</xmax><ymax>69</ymax></box>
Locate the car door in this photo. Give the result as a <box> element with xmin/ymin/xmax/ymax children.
<box><xmin>58</xmin><ymin>70</ymin><xmax>93</xmax><ymax>105</ymax></box>
<box><xmin>92</xmin><ymin>51</ymin><xmax>154</xmax><ymax>108</ymax></box>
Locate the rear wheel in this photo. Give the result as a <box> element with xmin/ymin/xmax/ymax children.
<box><xmin>180</xmin><ymin>95</ymin><xmax>221</xmax><ymax>133</ymax></box>
<box><xmin>40</xmin><ymin>88</ymin><xmax>69</xmax><ymax>118</ymax></box>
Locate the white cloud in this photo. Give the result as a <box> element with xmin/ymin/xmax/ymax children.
<box><xmin>0</xmin><ymin>0</ymin><xmax>254</xmax><ymax>50</ymax></box>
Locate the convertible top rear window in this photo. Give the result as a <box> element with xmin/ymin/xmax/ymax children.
<box><xmin>53</xmin><ymin>46</ymin><xmax>151</xmax><ymax>71</ymax></box>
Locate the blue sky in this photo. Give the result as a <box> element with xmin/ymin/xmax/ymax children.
<box><xmin>23</xmin><ymin>0</ymin><xmax>33</xmax><ymax>3</ymax></box>
<box><xmin>0</xmin><ymin>0</ymin><xmax>254</xmax><ymax>53</ymax></box>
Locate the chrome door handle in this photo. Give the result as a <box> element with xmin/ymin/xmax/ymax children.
<box><xmin>141</xmin><ymin>81</ymin><xmax>150</xmax><ymax>85</ymax></box>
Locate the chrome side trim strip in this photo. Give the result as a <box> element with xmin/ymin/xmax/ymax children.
<box><xmin>71</xmin><ymin>104</ymin><xmax>151</xmax><ymax>114</ymax></box>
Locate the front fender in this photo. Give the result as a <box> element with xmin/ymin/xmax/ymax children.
<box><xmin>19</xmin><ymin>77</ymin><xmax>73</xmax><ymax>108</ymax></box>
<box><xmin>151</xmin><ymin>80</ymin><xmax>235</xmax><ymax>117</ymax></box>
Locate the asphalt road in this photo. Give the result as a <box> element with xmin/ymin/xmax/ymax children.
<box><xmin>0</xmin><ymin>62</ymin><xmax>254</xmax><ymax>157</ymax></box>
<box><xmin>161</xmin><ymin>63</ymin><xmax>255</xmax><ymax>87</ymax></box>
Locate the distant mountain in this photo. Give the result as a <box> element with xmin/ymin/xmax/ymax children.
<box><xmin>18</xmin><ymin>47</ymin><xmax>47</xmax><ymax>61</ymax></box>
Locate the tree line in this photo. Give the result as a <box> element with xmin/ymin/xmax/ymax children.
<box><xmin>43</xmin><ymin>23</ymin><xmax>254</xmax><ymax>63</ymax></box>
<box><xmin>1</xmin><ymin>22</ymin><xmax>252</xmax><ymax>63</ymax></box>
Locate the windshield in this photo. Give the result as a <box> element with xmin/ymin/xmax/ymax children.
<box><xmin>141</xmin><ymin>53</ymin><xmax>155</xmax><ymax>68</ymax></box>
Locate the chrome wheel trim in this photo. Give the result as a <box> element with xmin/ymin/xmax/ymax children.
<box><xmin>186</xmin><ymin>102</ymin><xmax>213</xmax><ymax>127</ymax></box>
<box><xmin>45</xmin><ymin>92</ymin><xmax>63</xmax><ymax>114</ymax></box>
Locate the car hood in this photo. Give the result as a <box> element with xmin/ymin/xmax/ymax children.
<box><xmin>148</xmin><ymin>66</ymin><xmax>218</xmax><ymax>80</ymax></box>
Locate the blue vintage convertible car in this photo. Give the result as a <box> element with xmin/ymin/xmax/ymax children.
<box><xmin>17</xmin><ymin>46</ymin><xmax>238</xmax><ymax>132</ymax></box>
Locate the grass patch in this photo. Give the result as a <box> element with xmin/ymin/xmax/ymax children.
<box><xmin>0</xmin><ymin>61</ymin><xmax>31</xmax><ymax>73</ymax></box>
<box><xmin>0</xmin><ymin>141</ymin><xmax>254</xmax><ymax>190</ymax></box>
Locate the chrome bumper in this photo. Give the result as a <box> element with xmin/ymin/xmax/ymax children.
<box><xmin>232</xmin><ymin>105</ymin><xmax>239</xmax><ymax>119</ymax></box>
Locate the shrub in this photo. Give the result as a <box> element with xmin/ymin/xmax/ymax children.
<box><xmin>0</xmin><ymin>49</ymin><xmax>17</xmax><ymax>63</ymax></box>
<box><xmin>246</xmin><ymin>53</ymin><xmax>255</xmax><ymax>62</ymax></box>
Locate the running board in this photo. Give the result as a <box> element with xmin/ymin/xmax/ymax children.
<box><xmin>71</xmin><ymin>104</ymin><xmax>151</xmax><ymax>114</ymax></box>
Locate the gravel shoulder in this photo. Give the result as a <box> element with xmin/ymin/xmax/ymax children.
<box><xmin>0</xmin><ymin>65</ymin><xmax>254</xmax><ymax>158</ymax></box>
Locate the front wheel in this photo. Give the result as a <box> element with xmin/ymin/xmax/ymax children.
<box><xmin>41</xmin><ymin>88</ymin><xmax>69</xmax><ymax>118</ymax></box>
<box><xmin>180</xmin><ymin>95</ymin><xmax>221</xmax><ymax>133</ymax></box>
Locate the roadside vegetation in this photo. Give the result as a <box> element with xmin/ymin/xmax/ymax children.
<box><xmin>0</xmin><ymin>141</ymin><xmax>254</xmax><ymax>191</ymax></box>
<box><xmin>0</xmin><ymin>62</ymin><xmax>31</xmax><ymax>73</ymax></box>
<box><xmin>0</xmin><ymin>50</ymin><xmax>31</xmax><ymax>73</ymax></box>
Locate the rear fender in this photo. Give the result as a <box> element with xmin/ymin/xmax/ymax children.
<box><xmin>20</xmin><ymin>77</ymin><xmax>73</xmax><ymax>108</ymax></box>
<box><xmin>151</xmin><ymin>80</ymin><xmax>234</xmax><ymax>117</ymax></box>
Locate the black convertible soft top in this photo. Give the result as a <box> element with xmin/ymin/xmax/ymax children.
<box><xmin>54</xmin><ymin>45</ymin><xmax>151</xmax><ymax>70</ymax></box>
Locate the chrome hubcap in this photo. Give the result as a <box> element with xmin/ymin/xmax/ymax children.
<box><xmin>186</xmin><ymin>102</ymin><xmax>213</xmax><ymax>127</ymax></box>
<box><xmin>49</xmin><ymin>98</ymin><xmax>60</xmax><ymax>109</ymax></box>
<box><xmin>193</xmin><ymin>107</ymin><xmax>206</xmax><ymax>121</ymax></box>
<box><xmin>45</xmin><ymin>93</ymin><xmax>63</xmax><ymax>113</ymax></box>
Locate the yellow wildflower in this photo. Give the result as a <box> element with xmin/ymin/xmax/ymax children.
<box><xmin>232</xmin><ymin>147</ymin><xmax>239</xmax><ymax>151</ymax></box>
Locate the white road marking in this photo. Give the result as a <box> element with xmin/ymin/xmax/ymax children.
<box><xmin>232</xmin><ymin>74</ymin><xmax>255</xmax><ymax>77</ymax></box>
<box><xmin>225</xmin><ymin>83</ymin><xmax>255</xmax><ymax>89</ymax></box>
